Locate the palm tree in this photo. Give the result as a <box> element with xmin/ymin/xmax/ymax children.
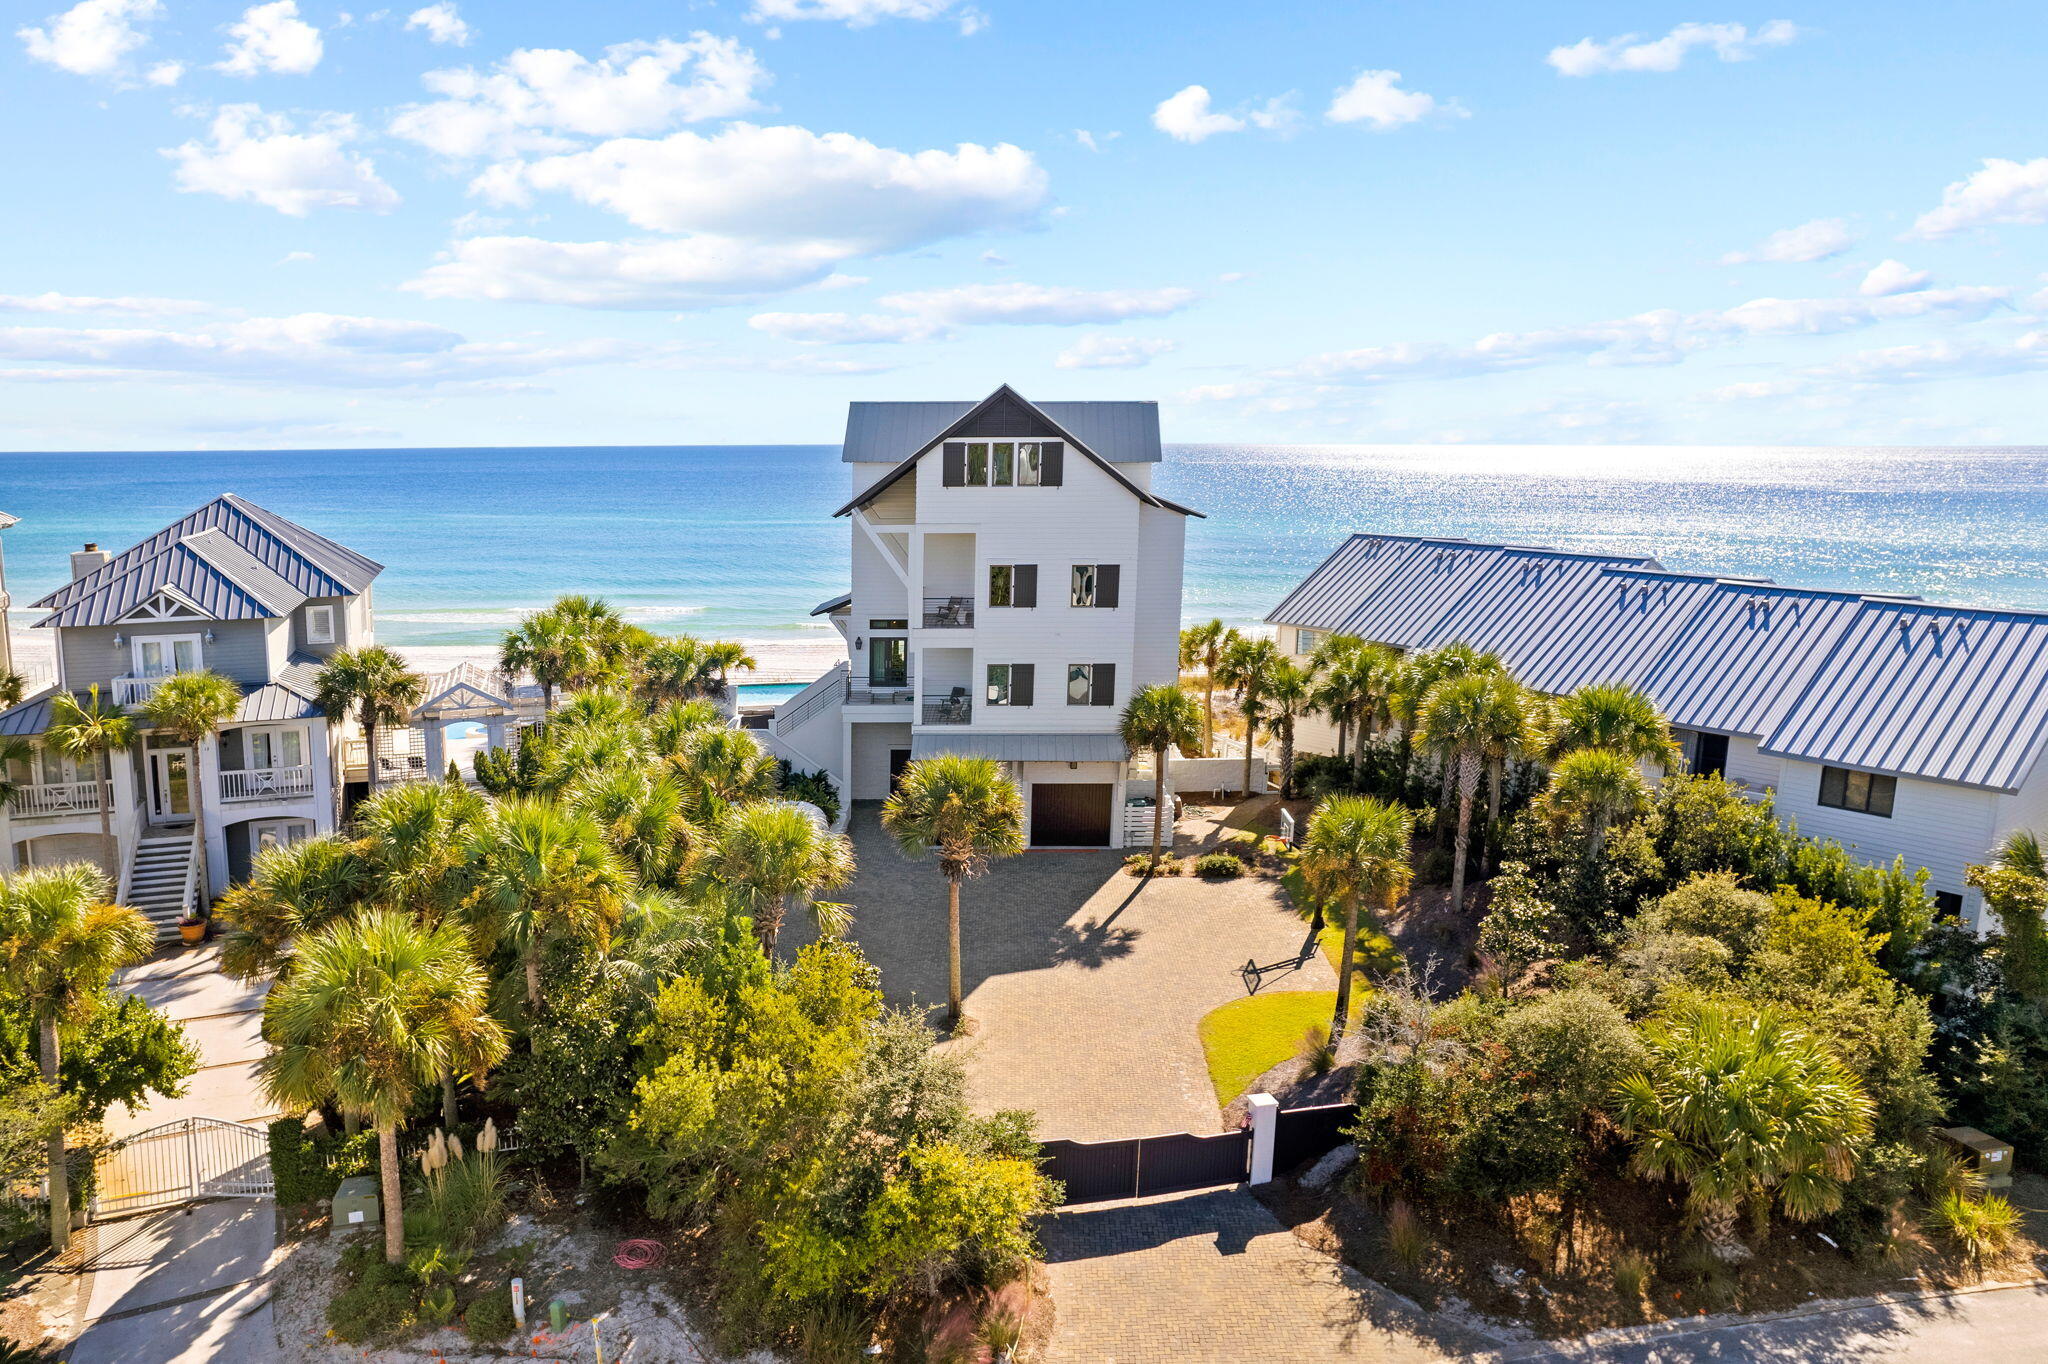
<box><xmin>0</xmin><ymin>671</ymin><xmax>25</xmax><ymax>710</ymax></box>
<box><xmin>258</xmin><ymin>911</ymin><xmax>507</xmax><ymax>1263</ymax></box>
<box><xmin>1297</xmin><ymin>796</ymin><xmax>1414</xmax><ymax>1041</ymax></box>
<box><xmin>1118</xmin><ymin>684</ymin><xmax>1202</xmax><ymax>862</ymax></box>
<box><xmin>667</xmin><ymin>726</ymin><xmax>778</xmax><ymax>821</ymax></box>
<box><xmin>1548</xmin><ymin>681</ymin><xmax>1681</xmax><ymax>768</ymax></box>
<box><xmin>881</xmin><ymin>755</ymin><xmax>1025</xmax><ymax>1031</ymax></box>
<box><xmin>568</xmin><ymin>765</ymin><xmax>699</xmax><ymax>891</ymax></box>
<box><xmin>1416</xmin><ymin>672</ymin><xmax>1538</xmax><ymax>915</ymax></box>
<box><xmin>637</xmin><ymin>637</ymin><xmax>714</xmax><ymax>706</ymax></box>
<box><xmin>315</xmin><ymin>647</ymin><xmax>426</xmax><ymax>797</ymax></box>
<box><xmin>140</xmin><ymin>670</ymin><xmax>242</xmax><ymax>902</ymax></box>
<box><xmin>1218</xmin><ymin>635</ymin><xmax>1281</xmax><ymax>799</ymax></box>
<box><xmin>1547</xmin><ymin>747</ymin><xmax>1650</xmax><ymax>866</ymax></box>
<box><xmin>0</xmin><ymin>864</ymin><xmax>155</xmax><ymax>1251</ymax></box>
<box><xmin>1178</xmin><ymin>620</ymin><xmax>1240</xmax><ymax>757</ymax></box>
<box><xmin>647</xmin><ymin>698</ymin><xmax>725</xmax><ymax>757</ymax></box>
<box><xmin>1617</xmin><ymin>1000</ymin><xmax>1871</xmax><ymax>1259</ymax></box>
<box><xmin>1262</xmin><ymin>659</ymin><xmax>1318</xmax><ymax>799</ymax></box>
<box><xmin>1311</xmin><ymin>641</ymin><xmax>1366</xmax><ymax>762</ymax></box>
<box><xmin>702</xmin><ymin>640</ymin><xmax>758</xmax><ymax>703</ymax></box>
<box><xmin>0</xmin><ymin>736</ymin><xmax>32</xmax><ymax>812</ymax></box>
<box><xmin>709</xmin><ymin>802</ymin><xmax>856</xmax><ymax>953</ymax></box>
<box><xmin>466</xmin><ymin>798</ymin><xmax>628</xmax><ymax>1009</ymax></box>
<box><xmin>1992</xmin><ymin>828</ymin><xmax>2046</xmax><ymax>880</ymax></box>
<box><xmin>214</xmin><ymin>834</ymin><xmax>366</xmax><ymax>982</ymax></box>
<box><xmin>548</xmin><ymin>595</ymin><xmax>639</xmax><ymax>693</ymax></box>
<box><xmin>44</xmin><ymin>685</ymin><xmax>136</xmax><ymax>870</ymax></box>
<box><xmin>499</xmin><ymin>610</ymin><xmax>579</xmax><ymax>713</ymax></box>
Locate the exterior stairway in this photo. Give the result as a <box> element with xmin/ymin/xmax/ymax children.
<box><xmin>125</xmin><ymin>832</ymin><xmax>199</xmax><ymax>940</ymax></box>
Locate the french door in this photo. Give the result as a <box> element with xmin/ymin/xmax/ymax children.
<box><xmin>148</xmin><ymin>748</ymin><xmax>195</xmax><ymax>822</ymax></box>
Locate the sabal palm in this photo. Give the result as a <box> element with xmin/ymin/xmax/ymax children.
<box><xmin>466</xmin><ymin>798</ymin><xmax>628</xmax><ymax>1009</ymax></box>
<box><xmin>1617</xmin><ymin>1001</ymin><xmax>1871</xmax><ymax>1257</ymax></box>
<box><xmin>1263</xmin><ymin>659</ymin><xmax>1316</xmax><ymax>799</ymax></box>
<box><xmin>637</xmin><ymin>637</ymin><xmax>715</xmax><ymax>706</ymax></box>
<box><xmin>1309</xmin><ymin>637</ymin><xmax>1367</xmax><ymax>760</ymax></box>
<box><xmin>1219</xmin><ymin>635</ymin><xmax>1281</xmax><ymax>798</ymax></box>
<box><xmin>1548</xmin><ymin>747</ymin><xmax>1650</xmax><ymax>865</ymax></box>
<box><xmin>1298</xmin><ymin>796</ymin><xmax>1414</xmax><ymax>1041</ymax></box>
<box><xmin>647</xmin><ymin>698</ymin><xmax>725</xmax><ymax>757</ymax></box>
<box><xmin>214</xmin><ymin>834</ymin><xmax>367</xmax><ymax>981</ymax></box>
<box><xmin>709</xmin><ymin>801</ymin><xmax>856</xmax><ymax>953</ymax></box>
<box><xmin>354</xmin><ymin>780</ymin><xmax>487</xmax><ymax>923</ymax></box>
<box><xmin>499</xmin><ymin>611</ymin><xmax>580</xmax><ymax>712</ymax></box>
<box><xmin>0</xmin><ymin>864</ymin><xmax>155</xmax><ymax>1251</ymax></box>
<box><xmin>258</xmin><ymin>910</ymin><xmax>507</xmax><ymax>1263</ymax></box>
<box><xmin>45</xmin><ymin>685</ymin><xmax>135</xmax><ymax>865</ymax></box>
<box><xmin>0</xmin><ymin>736</ymin><xmax>32</xmax><ymax>811</ymax></box>
<box><xmin>546</xmin><ymin>595</ymin><xmax>637</xmax><ymax>692</ymax></box>
<box><xmin>1416</xmin><ymin>672</ymin><xmax>1538</xmax><ymax>915</ymax></box>
<box><xmin>702</xmin><ymin>640</ymin><xmax>758</xmax><ymax>700</ymax></box>
<box><xmin>1993</xmin><ymin>828</ymin><xmax>2046</xmax><ymax>880</ymax></box>
<box><xmin>881</xmin><ymin>755</ymin><xmax>1025</xmax><ymax>1030</ymax></box>
<box><xmin>140</xmin><ymin>670</ymin><xmax>242</xmax><ymax>900</ymax></box>
<box><xmin>1118</xmin><ymin>684</ymin><xmax>1202</xmax><ymax>861</ymax></box>
<box><xmin>568</xmin><ymin>765</ymin><xmax>699</xmax><ymax>890</ymax></box>
<box><xmin>315</xmin><ymin>646</ymin><xmax>426</xmax><ymax>796</ymax></box>
<box><xmin>667</xmin><ymin>726</ymin><xmax>777</xmax><ymax>821</ymax></box>
<box><xmin>1549</xmin><ymin>681</ymin><xmax>1681</xmax><ymax>767</ymax></box>
<box><xmin>0</xmin><ymin>671</ymin><xmax>24</xmax><ymax>710</ymax></box>
<box><xmin>1179</xmin><ymin>620</ymin><xmax>1240</xmax><ymax>757</ymax></box>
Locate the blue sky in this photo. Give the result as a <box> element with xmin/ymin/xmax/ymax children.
<box><xmin>5</xmin><ymin>0</ymin><xmax>2047</xmax><ymax>449</ymax></box>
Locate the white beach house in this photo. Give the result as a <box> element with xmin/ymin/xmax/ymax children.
<box><xmin>766</xmin><ymin>385</ymin><xmax>1199</xmax><ymax>847</ymax></box>
<box><xmin>1268</xmin><ymin>533</ymin><xmax>2048</xmax><ymax>927</ymax></box>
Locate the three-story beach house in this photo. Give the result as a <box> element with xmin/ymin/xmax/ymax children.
<box><xmin>1267</xmin><ymin>533</ymin><xmax>2048</xmax><ymax>927</ymax></box>
<box><xmin>0</xmin><ymin>495</ymin><xmax>382</xmax><ymax>933</ymax></box>
<box><xmin>767</xmin><ymin>385</ymin><xmax>1199</xmax><ymax>847</ymax></box>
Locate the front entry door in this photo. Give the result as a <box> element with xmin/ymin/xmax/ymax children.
<box><xmin>888</xmin><ymin>748</ymin><xmax>912</xmax><ymax>790</ymax></box>
<box><xmin>148</xmin><ymin>749</ymin><xmax>195</xmax><ymax>823</ymax></box>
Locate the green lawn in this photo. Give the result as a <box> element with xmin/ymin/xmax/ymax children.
<box><xmin>1198</xmin><ymin>990</ymin><xmax>1340</xmax><ymax>1106</ymax></box>
<box><xmin>1317</xmin><ymin>919</ymin><xmax>1401</xmax><ymax>978</ymax></box>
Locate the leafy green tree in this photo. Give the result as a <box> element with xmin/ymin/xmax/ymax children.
<box><xmin>44</xmin><ymin>685</ymin><xmax>136</xmax><ymax>868</ymax></box>
<box><xmin>140</xmin><ymin>669</ymin><xmax>242</xmax><ymax>899</ymax></box>
<box><xmin>259</xmin><ymin>911</ymin><xmax>507</xmax><ymax>1263</ymax></box>
<box><xmin>0</xmin><ymin>990</ymin><xmax>198</xmax><ymax>1129</ymax></box>
<box><xmin>1617</xmin><ymin>1000</ymin><xmax>1873</xmax><ymax>1259</ymax></box>
<box><xmin>1118</xmin><ymin>684</ymin><xmax>1201</xmax><ymax>861</ymax></box>
<box><xmin>881</xmin><ymin>755</ymin><xmax>1025</xmax><ymax>1031</ymax></box>
<box><xmin>314</xmin><ymin>647</ymin><xmax>426</xmax><ymax>798</ymax></box>
<box><xmin>709</xmin><ymin>801</ymin><xmax>857</xmax><ymax>954</ymax></box>
<box><xmin>467</xmin><ymin>798</ymin><xmax>629</xmax><ymax>1010</ymax></box>
<box><xmin>1178</xmin><ymin>620</ymin><xmax>1240</xmax><ymax>757</ymax></box>
<box><xmin>0</xmin><ymin>863</ymin><xmax>157</xmax><ymax>1250</ymax></box>
<box><xmin>1298</xmin><ymin>795</ymin><xmax>1415</xmax><ymax>1040</ymax></box>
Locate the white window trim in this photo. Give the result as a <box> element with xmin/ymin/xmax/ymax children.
<box><xmin>249</xmin><ymin>819</ymin><xmax>311</xmax><ymax>856</ymax></box>
<box><xmin>243</xmin><ymin>725</ymin><xmax>307</xmax><ymax>770</ymax></box>
<box><xmin>132</xmin><ymin>633</ymin><xmax>203</xmax><ymax>678</ymax></box>
<box><xmin>306</xmin><ymin>603</ymin><xmax>337</xmax><ymax>646</ymax></box>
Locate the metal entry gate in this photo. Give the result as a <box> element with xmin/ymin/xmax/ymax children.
<box><xmin>92</xmin><ymin>1116</ymin><xmax>273</xmax><ymax>1219</ymax></box>
<box><xmin>1041</xmin><ymin>1130</ymin><xmax>1250</xmax><ymax>1205</ymax></box>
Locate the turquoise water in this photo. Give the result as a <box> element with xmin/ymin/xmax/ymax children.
<box><xmin>3</xmin><ymin>443</ymin><xmax>2047</xmax><ymax>646</ymax></box>
<box><xmin>738</xmin><ymin>682</ymin><xmax>806</xmax><ymax>704</ymax></box>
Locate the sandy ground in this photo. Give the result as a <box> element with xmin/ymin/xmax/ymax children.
<box><xmin>6</xmin><ymin>626</ymin><xmax>845</xmax><ymax>689</ymax></box>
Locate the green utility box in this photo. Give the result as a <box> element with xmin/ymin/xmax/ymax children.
<box><xmin>330</xmin><ymin>1175</ymin><xmax>382</xmax><ymax>1237</ymax></box>
<box><xmin>1937</xmin><ymin>1126</ymin><xmax>2015</xmax><ymax>1191</ymax></box>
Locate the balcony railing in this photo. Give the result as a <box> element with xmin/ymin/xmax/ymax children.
<box><xmin>220</xmin><ymin>766</ymin><xmax>315</xmax><ymax>802</ymax></box>
<box><xmin>921</xmin><ymin>693</ymin><xmax>973</xmax><ymax>726</ymax></box>
<box><xmin>11</xmin><ymin>780</ymin><xmax>108</xmax><ymax>817</ymax></box>
<box><xmin>113</xmin><ymin>674</ymin><xmax>174</xmax><ymax>706</ymax></box>
<box><xmin>848</xmin><ymin>677</ymin><xmax>914</xmax><ymax>705</ymax></box>
<box><xmin>921</xmin><ymin>596</ymin><xmax>975</xmax><ymax>629</ymax></box>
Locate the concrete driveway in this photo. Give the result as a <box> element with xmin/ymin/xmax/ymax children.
<box><xmin>109</xmin><ymin>943</ymin><xmax>278</xmax><ymax>1136</ymax></box>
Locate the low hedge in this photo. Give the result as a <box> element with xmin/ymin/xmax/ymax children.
<box><xmin>269</xmin><ymin>1117</ymin><xmax>376</xmax><ymax>1207</ymax></box>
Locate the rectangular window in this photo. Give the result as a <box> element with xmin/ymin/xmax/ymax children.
<box><xmin>307</xmin><ymin>603</ymin><xmax>336</xmax><ymax>645</ymax></box>
<box><xmin>991</xmin><ymin>442</ymin><xmax>1015</xmax><ymax>486</ymax></box>
<box><xmin>1066</xmin><ymin>663</ymin><xmax>1117</xmax><ymax>707</ymax></box>
<box><xmin>1934</xmin><ymin>891</ymin><xmax>1964</xmax><ymax>918</ymax></box>
<box><xmin>1818</xmin><ymin>765</ymin><xmax>1895</xmax><ymax>817</ymax></box>
<box><xmin>249</xmin><ymin>727</ymin><xmax>306</xmax><ymax>770</ymax></box>
<box><xmin>1070</xmin><ymin>564</ymin><xmax>1121</xmax><ymax>609</ymax></box>
<box><xmin>1296</xmin><ymin>628</ymin><xmax>1323</xmax><ymax>655</ymax></box>
<box><xmin>986</xmin><ymin>663</ymin><xmax>1035</xmax><ymax>706</ymax></box>
<box><xmin>868</xmin><ymin>618</ymin><xmax>908</xmax><ymax>631</ymax></box>
<box><xmin>988</xmin><ymin>564</ymin><xmax>1035</xmax><ymax>608</ymax></box>
<box><xmin>1071</xmin><ymin>565</ymin><xmax>1097</xmax><ymax>607</ymax></box>
<box><xmin>967</xmin><ymin>442</ymin><xmax>990</xmax><ymax>486</ymax></box>
<box><xmin>1017</xmin><ymin>442</ymin><xmax>1041</xmax><ymax>486</ymax></box>
<box><xmin>134</xmin><ymin>634</ymin><xmax>202</xmax><ymax>677</ymax></box>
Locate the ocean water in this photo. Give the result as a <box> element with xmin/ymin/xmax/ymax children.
<box><xmin>3</xmin><ymin>443</ymin><xmax>2047</xmax><ymax>648</ymax></box>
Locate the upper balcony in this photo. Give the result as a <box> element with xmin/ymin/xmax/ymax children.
<box><xmin>921</xmin><ymin>690</ymin><xmax>973</xmax><ymax>726</ymax></box>
<box><xmin>113</xmin><ymin>673</ymin><xmax>173</xmax><ymax>707</ymax></box>
<box><xmin>921</xmin><ymin>595</ymin><xmax>975</xmax><ymax>629</ymax></box>
<box><xmin>10</xmin><ymin>780</ymin><xmax>109</xmax><ymax>818</ymax></box>
<box><xmin>219</xmin><ymin>766</ymin><xmax>315</xmax><ymax>803</ymax></box>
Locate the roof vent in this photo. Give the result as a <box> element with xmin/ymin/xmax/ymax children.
<box><xmin>69</xmin><ymin>543</ymin><xmax>110</xmax><ymax>581</ymax></box>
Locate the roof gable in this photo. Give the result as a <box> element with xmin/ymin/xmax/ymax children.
<box><xmin>843</xmin><ymin>394</ymin><xmax>1163</xmax><ymax>464</ymax></box>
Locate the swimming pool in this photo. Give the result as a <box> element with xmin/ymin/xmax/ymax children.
<box><xmin>736</xmin><ymin>682</ymin><xmax>806</xmax><ymax>705</ymax></box>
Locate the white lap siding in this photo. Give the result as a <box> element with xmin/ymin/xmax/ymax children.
<box><xmin>1770</xmin><ymin>757</ymin><xmax>1999</xmax><ymax>920</ymax></box>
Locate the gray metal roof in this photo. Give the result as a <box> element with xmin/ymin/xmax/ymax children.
<box><xmin>1270</xmin><ymin>532</ymin><xmax>2048</xmax><ymax>792</ymax></box>
<box><xmin>810</xmin><ymin>592</ymin><xmax>852</xmax><ymax>617</ymax></box>
<box><xmin>0</xmin><ymin>688</ymin><xmax>56</xmax><ymax>737</ymax></box>
<box><xmin>910</xmin><ymin>732</ymin><xmax>1130</xmax><ymax>762</ymax></box>
<box><xmin>33</xmin><ymin>493</ymin><xmax>381</xmax><ymax>628</ymax></box>
<box><xmin>843</xmin><ymin>398</ymin><xmax>1162</xmax><ymax>464</ymax></box>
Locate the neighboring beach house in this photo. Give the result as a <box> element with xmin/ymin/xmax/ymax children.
<box><xmin>767</xmin><ymin>385</ymin><xmax>1199</xmax><ymax>848</ymax></box>
<box><xmin>0</xmin><ymin>495</ymin><xmax>382</xmax><ymax>932</ymax></box>
<box><xmin>1267</xmin><ymin>533</ymin><xmax>2048</xmax><ymax>926</ymax></box>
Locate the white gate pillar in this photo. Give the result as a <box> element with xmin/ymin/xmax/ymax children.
<box><xmin>1247</xmin><ymin>1093</ymin><xmax>1279</xmax><ymax>1185</ymax></box>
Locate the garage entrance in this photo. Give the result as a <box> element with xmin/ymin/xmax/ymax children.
<box><xmin>1030</xmin><ymin>782</ymin><xmax>1113</xmax><ymax>847</ymax></box>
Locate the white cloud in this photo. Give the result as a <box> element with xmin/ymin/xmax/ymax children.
<box><xmin>0</xmin><ymin>311</ymin><xmax>638</xmax><ymax>388</ymax></box>
<box><xmin>389</xmin><ymin>36</ymin><xmax>765</xmax><ymax>159</ymax></box>
<box><xmin>405</xmin><ymin>2</ymin><xmax>470</xmax><ymax>45</ymax></box>
<box><xmin>405</xmin><ymin>235</ymin><xmax>852</xmax><ymax>309</ymax></box>
<box><xmin>747</xmin><ymin>0</ymin><xmax>974</xmax><ymax>28</ymax></box>
<box><xmin>1073</xmin><ymin>129</ymin><xmax>1117</xmax><ymax>152</ymax></box>
<box><xmin>1909</xmin><ymin>158</ymin><xmax>2048</xmax><ymax>239</ymax></box>
<box><xmin>748</xmin><ymin>311</ymin><xmax>936</xmax><ymax>344</ymax></box>
<box><xmin>1056</xmin><ymin>334</ymin><xmax>1177</xmax><ymax>369</ymax></box>
<box><xmin>0</xmin><ymin>291</ymin><xmax>213</xmax><ymax>316</ymax></box>
<box><xmin>1860</xmin><ymin>259</ymin><xmax>1931</xmax><ymax>297</ymax></box>
<box><xmin>145</xmin><ymin>58</ymin><xmax>182</xmax><ymax>84</ymax></box>
<box><xmin>1325</xmin><ymin>70</ymin><xmax>1464</xmax><ymax>130</ymax></box>
<box><xmin>166</xmin><ymin>105</ymin><xmax>400</xmax><ymax>217</ymax></box>
<box><xmin>18</xmin><ymin>0</ymin><xmax>160</xmax><ymax>78</ymax></box>
<box><xmin>216</xmin><ymin>1</ymin><xmax>323</xmax><ymax>77</ymax></box>
<box><xmin>751</xmin><ymin>282</ymin><xmax>1198</xmax><ymax>343</ymax></box>
<box><xmin>277</xmin><ymin>250</ymin><xmax>316</xmax><ymax>264</ymax></box>
<box><xmin>1548</xmin><ymin>20</ymin><xmax>1799</xmax><ymax>77</ymax></box>
<box><xmin>1153</xmin><ymin>85</ymin><xmax>1244</xmax><ymax>143</ymax></box>
<box><xmin>1721</xmin><ymin>217</ymin><xmax>1854</xmax><ymax>264</ymax></box>
<box><xmin>1799</xmin><ymin>334</ymin><xmax>2048</xmax><ymax>385</ymax></box>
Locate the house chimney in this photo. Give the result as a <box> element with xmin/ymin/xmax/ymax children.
<box><xmin>70</xmin><ymin>542</ymin><xmax>110</xmax><ymax>580</ymax></box>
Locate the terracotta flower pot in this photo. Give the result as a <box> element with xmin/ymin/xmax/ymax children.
<box><xmin>179</xmin><ymin>920</ymin><xmax>206</xmax><ymax>945</ymax></box>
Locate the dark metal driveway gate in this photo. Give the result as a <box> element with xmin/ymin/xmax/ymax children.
<box><xmin>1040</xmin><ymin>1130</ymin><xmax>1250</xmax><ymax>1205</ymax></box>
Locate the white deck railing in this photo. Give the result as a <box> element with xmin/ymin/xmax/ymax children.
<box><xmin>773</xmin><ymin>664</ymin><xmax>849</xmax><ymax>736</ymax></box>
<box><xmin>11</xmin><ymin>780</ymin><xmax>109</xmax><ymax>816</ymax></box>
<box><xmin>219</xmin><ymin>766</ymin><xmax>314</xmax><ymax>802</ymax></box>
<box><xmin>113</xmin><ymin>674</ymin><xmax>173</xmax><ymax>706</ymax></box>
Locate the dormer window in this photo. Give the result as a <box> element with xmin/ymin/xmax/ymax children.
<box><xmin>307</xmin><ymin>603</ymin><xmax>336</xmax><ymax>645</ymax></box>
<box><xmin>943</xmin><ymin>442</ymin><xmax>1061</xmax><ymax>487</ymax></box>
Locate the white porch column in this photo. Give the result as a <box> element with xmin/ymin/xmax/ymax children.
<box><xmin>310</xmin><ymin>719</ymin><xmax>336</xmax><ymax>832</ymax></box>
<box><xmin>423</xmin><ymin>722</ymin><xmax>446</xmax><ymax>779</ymax></box>
<box><xmin>1246</xmin><ymin>1093</ymin><xmax>1280</xmax><ymax>1185</ymax></box>
<box><xmin>196</xmin><ymin>731</ymin><xmax>228</xmax><ymax>900</ymax></box>
<box><xmin>484</xmin><ymin>715</ymin><xmax>508</xmax><ymax>752</ymax></box>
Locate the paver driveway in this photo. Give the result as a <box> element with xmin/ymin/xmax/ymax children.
<box><xmin>787</xmin><ymin>805</ymin><xmax>1336</xmax><ymax>1141</ymax></box>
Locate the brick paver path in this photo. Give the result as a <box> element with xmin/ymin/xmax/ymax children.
<box><xmin>1040</xmin><ymin>1188</ymin><xmax>1491</xmax><ymax>1363</ymax></box>
<box><xmin>786</xmin><ymin>805</ymin><xmax>1336</xmax><ymax>1141</ymax></box>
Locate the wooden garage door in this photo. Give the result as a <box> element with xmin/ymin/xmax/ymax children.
<box><xmin>1031</xmin><ymin>783</ymin><xmax>1113</xmax><ymax>847</ymax></box>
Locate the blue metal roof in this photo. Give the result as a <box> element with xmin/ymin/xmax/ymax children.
<box><xmin>1270</xmin><ymin>532</ymin><xmax>2048</xmax><ymax>792</ymax></box>
<box><xmin>0</xmin><ymin>688</ymin><xmax>56</xmax><ymax>738</ymax></box>
<box><xmin>842</xmin><ymin>397</ymin><xmax>1162</xmax><ymax>464</ymax></box>
<box><xmin>234</xmin><ymin>656</ymin><xmax>325</xmax><ymax>723</ymax></box>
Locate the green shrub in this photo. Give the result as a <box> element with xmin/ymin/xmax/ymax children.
<box><xmin>1612</xmin><ymin>1249</ymin><xmax>1650</xmax><ymax>1304</ymax></box>
<box><xmin>776</xmin><ymin>762</ymin><xmax>842</xmax><ymax>825</ymax></box>
<box><xmin>268</xmin><ymin>1118</ymin><xmax>375</xmax><ymax>1207</ymax></box>
<box><xmin>327</xmin><ymin>1262</ymin><xmax>419</xmax><ymax>1344</ymax></box>
<box><xmin>1927</xmin><ymin>1190</ymin><xmax>2023</xmax><ymax>1266</ymax></box>
<box><xmin>463</xmin><ymin>1288</ymin><xmax>516</xmax><ymax>1341</ymax></box>
<box><xmin>1417</xmin><ymin>847</ymin><xmax>1453</xmax><ymax>885</ymax></box>
<box><xmin>1193</xmin><ymin>853</ymin><xmax>1245</xmax><ymax>879</ymax></box>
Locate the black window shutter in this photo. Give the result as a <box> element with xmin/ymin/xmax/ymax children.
<box><xmin>1092</xmin><ymin>662</ymin><xmax>1116</xmax><ymax>706</ymax></box>
<box><xmin>1096</xmin><ymin>564</ymin><xmax>1121</xmax><ymax>609</ymax></box>
<box><xmin>1041</xmin><ymin>442</ymin><xmax>1064</xmax><ymax>486</ymax></box>
<box><xmin>1012</xmin><ymin>664</ymin><xmax>1035</xmax><ymax>707</ymax></box>
<box><xmin>1015</xmin><ymin>564</ymin><xmax>1037</xmax><ymax>608</ymax></box>
<box><xmin>942</xmin><ymin>442</ymin><xmax>966</xmax><ymax>486</ymax></box>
